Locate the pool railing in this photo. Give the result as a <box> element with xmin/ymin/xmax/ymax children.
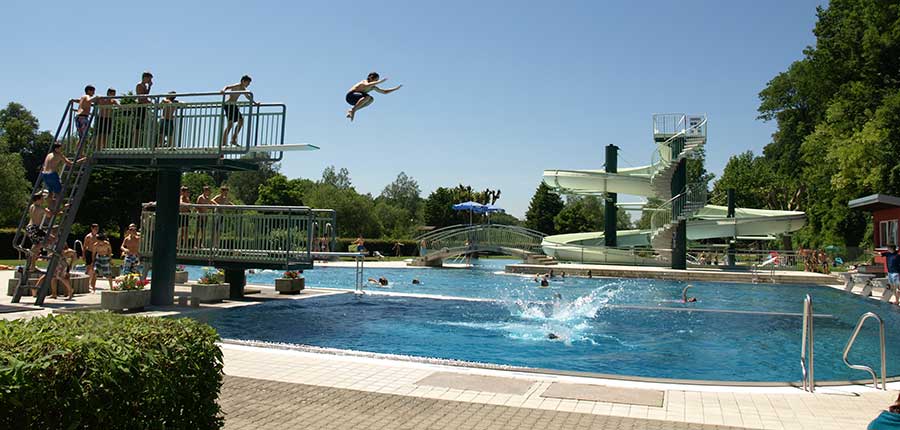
<box><xmin>140</xmin><ymin>204</ymin><xmax>337</xmax><ymax>268</ymax></box>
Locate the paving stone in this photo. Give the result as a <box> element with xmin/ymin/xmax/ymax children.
<box><xmin>220</xmin><ymin>376</ymin><xmax>749</xmax><ymax>430</ymax></box>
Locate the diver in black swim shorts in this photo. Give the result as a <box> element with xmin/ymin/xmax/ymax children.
<box><xmin>131</xmin><ymin>71</ymin><xmax>153</xmax><ymax>147</ymax></box>
<box><xmin>221</xmin><ymin>75</ymin><xmax>255</xmax><ymax>147</ymax></box>
<box><xmin>345</xmin><ymin>72</ymin><xmax>402</xmax><ymax>122</ymax></box>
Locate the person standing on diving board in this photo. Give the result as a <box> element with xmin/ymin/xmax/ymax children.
<box><xmin>345</xmin><ymin>72</ymin><xmax>402</xmax><ymax>121</ymax></box>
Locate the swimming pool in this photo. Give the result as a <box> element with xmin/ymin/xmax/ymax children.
<box><xmin>190</xmin><ymin>259</ymin><xmax>900</xmax><ymax>383</ymax></box>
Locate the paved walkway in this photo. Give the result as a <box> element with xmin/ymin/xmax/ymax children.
<box><xmin>222</xmin><ymin>343</ymin><xmax>897</xmax><ymax>430</ymax></box>
<box><xmin>221</xmin><ymin>375</ymin><xmax>747</xmax><ymax>430</ymax></box>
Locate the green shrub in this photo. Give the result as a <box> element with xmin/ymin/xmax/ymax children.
<box><xmin>0</xmin><ymin>313</ymin><xmax>223</xmax><ymax>429</ymax></box>
<box><xmin>337</xmin><ymin>238</ymin><xmax>418</xmax><ymax>256</ymax></box>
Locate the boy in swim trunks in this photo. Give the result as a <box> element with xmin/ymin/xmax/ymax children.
<box><xmin>94</xmin><ymin>88</ymin><xmax>119</xmax><ymax>150</ymax></box>
<box><xmin>345</xmin><ymin>72</ymin><xmax>402</xmax><ymax>122</ymax></box>
<box><xmin>41</xmin><ymin>142</ymin><xmax>84</xmax><ymax>209</ymax></box>
<box><xmin>158</xmin><ymin>92</ymin><xmax>179</xmax><ymax>148</ymax></box>
<box><xmin>196</xmin><ymin>186</ymin><xmax>213</xmax><ymax>248</ymax></box>
<box><xmin>221</xmin><ymin>75</ymin><xmax>255</xmax><ymax>147</ymax></box>
<box><xmin>83</xmin><ymin>223</ymin><xmax>99</xmax><ymax>277</ymax></box>
<box><xmin>131</xmin><ymin>71</ymin><xmax>153</xmax><ymax>147</ymax></box>
<box><xmin>90</xmin><ymin>233</ymin><xmax>113</xmax><ymax>291</ymax></box>
<box><xmin>120</xmin><ymin>224</ymin><xmax>142</xmax><ymax>275</ymax></box>
<box><xmin>25</xmin><ymin>193</ymin><xmax>58</xmax><ymax>270</ymax></box>
<box><xmin>73</xmin><ymin>85</ymin><xmax>96</xmax><ymax>140</ymax></box>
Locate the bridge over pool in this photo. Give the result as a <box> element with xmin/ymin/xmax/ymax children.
<box><xmin>411</xmin><ymin>224</ymin><xmax>547</xmax><ymax>267</ymax></box>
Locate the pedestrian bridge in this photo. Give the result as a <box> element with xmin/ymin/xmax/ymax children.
<box><xmin>411</xmin><ymin>224</ymin><xmax>546</xmax><ymax>267</ymax></box>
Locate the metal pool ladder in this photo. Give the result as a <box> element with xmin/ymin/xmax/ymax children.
<box><xmin>800</xmin><ymin>294</ymin><xmax>815</xmax><ymax>392</ymax></box>
<box><xmin>842</xmin><ymin>312</ymin><xmax>887</xmax><ymax>390</ymax></box>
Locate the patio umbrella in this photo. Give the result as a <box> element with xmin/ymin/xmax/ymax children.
<box><xmin>452</xmin><ymin>201</ymin><xmax>486</xmax><ymax>224</ymax></box>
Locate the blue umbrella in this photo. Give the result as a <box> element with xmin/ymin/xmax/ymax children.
<box><xmin>481</xmin><ymin>204</ymin><xmax>504</xmax><ymax>214</ymax></box>
<box><xmin>452</xmin><ymin>201</ymin><xmax>486</xmax><ymax>224</ymax></box>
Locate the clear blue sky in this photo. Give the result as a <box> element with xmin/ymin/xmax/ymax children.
<box><xmin>4</xmin><ymin>0</ymin><xmax>823</xmax><ymax>218</ymax></box>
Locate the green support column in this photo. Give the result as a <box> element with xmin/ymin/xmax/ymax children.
<box><xmin>150</xmin><ymin>170</ymin><xmax>181</xmax><ymax>306</ymax></box>
<box><xmin>726</xmin><ymin>188</ymin><xmax>736</xmax><ymax>267</ymax></box>
<box><xmin>671</xmin><ymin>158</ymin><xmax>687</xmax><ymax>270</ymax></box>
<box><xmin>225</xmin><ymin>268</ymin><xmax>246</xmax><ymax>299</ymax></box>
<box><xmin>604</xmin><ymin>145</ymin><xmax>619</xmax><ymax>247</ymax></box>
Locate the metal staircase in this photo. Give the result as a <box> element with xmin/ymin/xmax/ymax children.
<box><xmin>646</xmin><ymin>114</ymin><xmax>708</xmax><ymax>257</ymax></box>
<box><xmin>11</xmin><ymin>101</ymin><xmax>96</xmax><ymax>305</ymax></box>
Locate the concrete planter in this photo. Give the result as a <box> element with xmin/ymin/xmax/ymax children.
<box><xmin>191</xmin><ymin>283</ymin><xmax>229</xmax><ymax>304</ymax></box>
<box><xmin>275</xmin><ymin>277</ymin><xmax>305</xmax><ymax>294</ymax></box>
<box><xmin>174</xmin><ymin>270</ymin><xmax>189</xmax><ymax>284</ymax></box>
<box><xmin>101</xmin><ymin>289</ymin><xmax>151</xmax><ymax>312</ymax></box>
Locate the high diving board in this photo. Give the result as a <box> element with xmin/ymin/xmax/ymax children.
<box><xmin>249</xmin><ymin>143</ymin><xmax>320</xmax><ymax>152</ymax></box>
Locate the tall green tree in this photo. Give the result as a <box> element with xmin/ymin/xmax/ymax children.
<box><xmin>182</xmin><ymin>172</ymin><xmax>217</xmax><ymax>200</ymax></box>
<box><xmin>320</xmin><ymin>166</ymin><xmax>353</xmax><ymax>190</ymax></box>
<box><xmin>0</xmin><ymin>138</ymin><xmax>29</xmax><ymax>226</ymax></box>
<box><xmin>226</xmin><ymin>162</ymin><xmax>279</xmax><ymax>206</ymax></box>
<box><xmin>379</xmin><ymin>172</ymin><xmax>422</xmax><ymax>215</ymax></box>
<box><xmin>554</xmin><ymin>196</ymin><xmax>631</xmax><ymax>234</ymax></box>
<box><xmin>524</xmin><ymin>182</ymin><xmax>564</xmax><ymax>234</ymax></box>
<box><xmin>0</xmin><ymin>102</ymin><xmax>54</xmax><ymax>183</ymax></box>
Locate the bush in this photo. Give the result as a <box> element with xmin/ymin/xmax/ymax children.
<box><xmin>0</xmin><ymin>313</ymin><xmax>224</xmax><ymax>429</ymax></box>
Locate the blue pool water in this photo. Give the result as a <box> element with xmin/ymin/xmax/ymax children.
<box><xmin>189</xmin><ymin>260</ymin><xmax>900</xmax><ymax>382</ymax></box>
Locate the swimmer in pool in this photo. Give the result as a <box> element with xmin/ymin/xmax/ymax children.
<box><xmin>548</xmin><ymin>333</ymin><xmax>560</xmax><ymax>340</ymax></box>
<box><xmin>412</xmin><ymin>278</ymin><xmax>421</xmax><ymax>285</ymax></box>
<box><xmin>540</xmin><ymin>278</ymin><xmax>549</xmax><ymax>287</ymax></box>
<box><xmin>682</xmin><ymin>285</ymin><xmax>697</xmax><ymax>303</ymax></box>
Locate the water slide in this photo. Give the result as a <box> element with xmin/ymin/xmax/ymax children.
<box><xmin>541</xmin><ymin>205</ymin><xmax>806</xmax><ymax>263</ymax></box>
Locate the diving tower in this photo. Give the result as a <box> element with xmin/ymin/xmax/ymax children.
<box><xmin>11</xmin><ymin>91</ymin><xmax>331</xmax><ymax>306</ymax></box>
<box><xmin>542</xmin><ymin>114</ymin><xmax>805</xmax><ymax>267</ymax></box>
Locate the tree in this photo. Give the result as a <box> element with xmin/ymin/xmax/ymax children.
<box><xmin>304</xmin><ymin>184</ymin><xmax>382</xmax><ymax>238</ymax></box>
<box><xmin>380</xmin><ymin>172</ymin><xmax>422</xmax><ymax>214</ymax></box>
<box><xmin>226</xmin><ymin>162</ymin><xmax>280</xmax><ymax>206</ymax></box>
<box><xmin>423</xmin><ymin>187</ymin><xmax>467</xmax><ymax>228</ymax></box>
<box><xmin>0</xmin><ymin>139</ymin><xmax>29</xmax><ymax>226</ymax></box>
<box><xmin>182</xmin><ymin>172</ymin><xmax>217</xmax><ymax>200</ymax></box>
<box><xmin>256</xmin><ymin>174</ymin><xmax>307</xmax><ymax>206</ymax></box>
<box><xmin>0</xmin><ymin>102</ymin><xmax>54</xmax><ymax>183</ymax></box>
<box><xmin>488</xmin><ymin>212</ymin><xmax>520</xmax><ymax>226</ymax></box>
<box><xmin>75</xmin><ymin>170</ymin><xmax>157</xmax><ymax>237</ymax></box>
<box><xmin>524</xmin><ymin>182</ymin><xmax>564</xmax><ymax>235</ymax></box>
<box><xmin>320</xmin><ymin>166</ymin><xmax>353</xmax><ymax>190</ymax></box>
<box><xmin>554</xmin><ymin>196</ymin><xmax>631</xmax><ymax>234</ymax></box>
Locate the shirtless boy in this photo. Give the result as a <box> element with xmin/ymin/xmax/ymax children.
<box><xmin>211</xmin><ymin>186</ymin><xmax>232</xmax><ymax>247</ymax></box>
<box><xmin>221</xmin><ymin>75</ymin><xmax>255</xmax><ymax>147</ymax></box>
<box><xmin>74</xmin><ymin>85</ymin><xmax>96</xmax><ymax>139</ymax></box>
<box><xmin>90</xmin><ymin>233</ymin><xmax>113</xmax><ymax>291</ymax></box>
<box><xmin>83</xmin><ymin>223</ymin><xmax>99</xmax><ymax>277</ymax></box>
<box><xmin>41</xmin><ymin>143</ymin><xmax>83</xmax><ymax>211</ymax></box>
<box><xmin>121</xmin><ymin>224</ymin><xmax>142</xmax><ymax>275</ymax></box>
<box><xmin>345</xmin><ymin>72</ymin><xmax>402</xmax><ymax>121</ymax></box>
<box><xmin>179</xmin><ymin>186</ymin><xmax>191</xmax><ymax>247</ymax></box>
<box><xmin>158</xmin><ymin>92</ymin><xmax>179</xmax><ymax>147</ymax></box>
<box><xmin>25</xmin><ymin>193</ymin><xmax>59</xmax><ymax>270</ymax></box>
<box><xmin>95</xmin><ymin>88</ymin><xmax>119</xmax><ymax>150</ymax></box>
<box><xmin>132</xmin><ymin>71</ymin><xmax>153</xmax><ymax>146</ymax></box>
<box><xmin>196</xmin><ymin>186</ymin><xmax>213</xmax><ymax>247</ymax></box>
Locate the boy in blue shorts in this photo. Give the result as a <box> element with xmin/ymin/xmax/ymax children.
<box><xmin>40</xmin><ymin>143</ymin><xmax>84</xmax><ymax>212</ymax></box>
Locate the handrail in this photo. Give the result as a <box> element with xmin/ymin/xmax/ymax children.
<box><xmin>842</xmin><ymin>312</ymin><xmax>887</xmax><ymax>390</ymax></box>
<box><xmin>800</xmin><ymin>294</ymin><xmax>815</xmax><ymax>392</ymax></box>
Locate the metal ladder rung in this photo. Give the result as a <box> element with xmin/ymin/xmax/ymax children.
<box><xmin>842</xmin><ymin>312</ymin><xmax>887</xmax><ymax>390</ymax></box>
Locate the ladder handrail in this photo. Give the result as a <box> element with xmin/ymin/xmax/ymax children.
<box><xmin>800</xmin><ymin>294</ymin><xmax>814</xmax><ymax>392</ymax></box>
<box><xmin>842</xmin><ymin>311</ymin><xmax>887</xmax><ymax>390</ymax></box>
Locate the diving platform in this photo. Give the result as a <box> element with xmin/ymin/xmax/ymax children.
<box><xmin>139</xmin><ymin>205</ymin><xmax>337</xmax><ymax>271</ymax></box>
<box><xmin>11</xmin><ymin>90</ymin><xmax>331</xmax><ymax>307</ymax></box>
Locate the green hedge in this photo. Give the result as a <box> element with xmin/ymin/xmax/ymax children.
<box><xmin>336</xmin><ymin>238</ymin><xmax>419</xmax><ymax>256</ymax></box>
<box><xmin>0</xmin><ymin>313</ymin><xmax>223</xmax><ymax>429</ymax></box>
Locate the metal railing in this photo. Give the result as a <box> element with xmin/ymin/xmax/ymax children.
<box><xmin>139</xmin><ymin>204</ymin><xmax>336</xmax><ymax>267</ymax></box>
<box><xmin>800</xmin><ymin>294</ymin><xmax>815</xmax><ymax>392</ymax></box>
<box><xmin>415</xmin><ymin>224</ymin><xmax>546</xmax><ymax>260</ymax></box>
<box><xmin>62</xmin><ymin>91</ymin><xmax>287</xmax><ymax>162</ymax></box>
<box><xmin>648</xmin><ymin>114</ymin><xmax>707</xmax><ymax>184</ymax></box>
<box><xmin>842</xmin><ymin>312</ymin><xmax>887</xmax><ymax>390</ymax></box>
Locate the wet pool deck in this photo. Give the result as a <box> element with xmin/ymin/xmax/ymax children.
<box><xmin>0</xmin><ymin>269</ymin><xmax>896</xmax><ymax>429</ymax></box>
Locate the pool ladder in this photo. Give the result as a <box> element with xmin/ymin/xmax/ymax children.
<box><xmin>800</xmin><ymin>295</ymin><xmax>814</xmax><ymax>392</ymax></box>
<box><xmin>801</xmin><ymin>296</ymin><xmax>888</xmax><ymax>392</ymax></box>
<box><xmin>842</xmin><ymin>312</ymin><xmax>887</xmax><ymax>390</ymax></box>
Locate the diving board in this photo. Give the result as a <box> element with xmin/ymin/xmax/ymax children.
<box><xmin>249</xmin><ymin>143</ymin><xmax>319</xmax><ymax>152</ymax></box>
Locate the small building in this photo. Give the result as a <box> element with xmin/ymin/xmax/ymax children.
<box><xmin>849</xmin><ymin>193</ymin><xmax>900</xmax><ymax>270</ymax></box>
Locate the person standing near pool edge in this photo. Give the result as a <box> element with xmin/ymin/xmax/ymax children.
<box><xmin>875</xmin><ymin>245</ymin><xmax>900</xmax><ymax>304</ymax></box>
<box><xmin>345</xmin><ymin>72</ymin><xmax>402</xmax><ymax>121</ymax></box>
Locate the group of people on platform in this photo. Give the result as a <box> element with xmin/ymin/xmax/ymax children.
<box><xmin>72</xmin><ymin>71</ymin><xmax>255</xmax><ymax>150</ymax></box>
<box><xmin>798</xmin><ymin>248</ymin><xmax>833</xmax><ymax>274</ymax></box>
